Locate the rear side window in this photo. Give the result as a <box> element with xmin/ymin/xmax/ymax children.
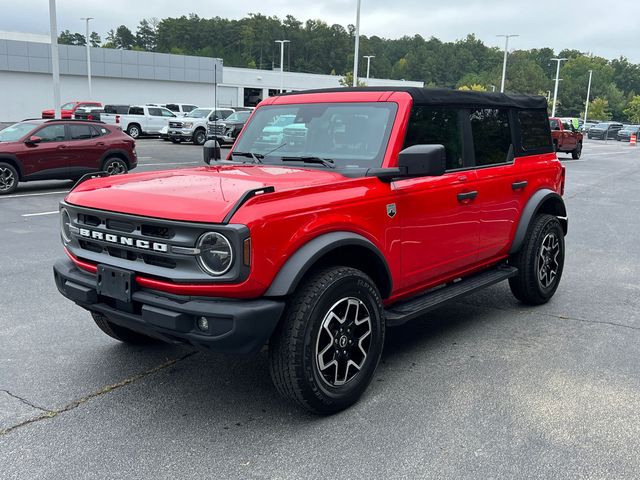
<box><xmin>183</xmin><ymin>105</ymin><xmax>197</xmax><ymax>113</ymax></box>
<box><xmin>104</xmin><ymin>105</ymin><xmax>130</xmax><ymax>114</ymax></box>
<box><xmin>165</xmin><ymin>104</ymin><xmax>180</xmax><ymax>112</ymax></box>
<box><xmin>470</xmin><ymin>108</ymin><xmax>512</xmax><ymax>166</ymax></box>
<box><xmin>519</xmin><ymin>110</ymin><xmax>552</xmax><ymax>151</ymax></box>
<box><xmin>403</xmin><ymin>106</ymin><xmax>465</xmax><ymax>170</ymax></box>
<box><xmin>69</xmin><ymin>124</ymin><xmax>92</xmax><ymax>140</ymax></box>
<box><xmin>36</xmin><ymin>124</ymin><xmax>66</xmax><ymax>142</ymax></box>
<box><xmin>90</xmin><ymin>126</ymin><xmax>107</xmax><ymax>137</ymax></box>
<box><xmin>129</xmin><ymin>107</ymin><xmax>144</xmax><ymax>115</ymax></box>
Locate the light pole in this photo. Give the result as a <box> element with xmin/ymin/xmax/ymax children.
<box><xmin>584</xmin><ymin>69</ymin><xmax>593</xmax><ymax>124</ymax></box>
<box><xmin>49</xmin><ymin>0</ymin><xmax>61</xmax><ymax>119</ymax></box>
<box><xmin>353</xmin><ymin>0</ymin><xmax>361</xmax><ymax>87</ymax></box>
<box><xmin>275</xmin><ymin>40</ymin><xmax>290</xmax><ymax>93</ymax></box>
<box><xmin>80</xmin><ymin>17</ymin><xmax>94</xmax><ymax>98</ymax></box>
<box><xmin>497</xmin><ymin>34</ymin><xmax>518</xmax><ymax>93</ymax></box>
<box><xmin>551</xmin><ymin>58</ymin><xmax>567</xmax><ymax>117</ymax></box>
<box><xmin>364</xmin><ymin>55</ymin><xmax>375</xmax><ymax>81</ymax></box>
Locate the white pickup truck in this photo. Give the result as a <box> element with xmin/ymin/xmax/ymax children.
<box><xmin>101</xmin><ymin>105</ymin><xmax>177</xmax><ymax>139</ymax></box>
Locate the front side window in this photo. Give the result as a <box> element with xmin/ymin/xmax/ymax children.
<box><xmin>165</xmin><ymin>104</ymin><xmax>180</xmax><ymax>112</ymax></box>
<box><xmin>403</xmin><ymin>106</ymin><xmax>465</xmax><ymax>170</ymax></box>
<box><xmin>233</xmin><ymin>102</ymin><xmax>398</xmax><ymax>169</ymax></box>
<box><xmin>470</xmin><ymin>108</ymin><xmax>512</xmax><ymax>167</ymax></box>
<box><xmin>226</xmin><ymin>112</ymin><xmax>251</xmax><ymax>123</ymax></box>
<box><xmin>61</xmin><ymin>102</ymin><xmax>75</xmax><ymax>110</ymax></box>
<box><xmin>69</xmin><ymin>124</ymin><xmax>92</xmax><ymax>140</ymax></box>
<box><xmin>160</xmin><ymin>108</ymin><xmax>176</xmax><ymax>117</ymax></box>
<box><xmin>184</xmin><ymin>105</ymin><xmax>197</xmax><ymax>112</ymax></box>
<box><xmin>519</xmin><ymin>110</ymin><xmax>552</xmax><ymax>151</ymax></box>
<box><xmin>549</xmin><ymin>119</ymin><xmax>560</xmax><ymax>130</ymax></box>
<box><xmin>35</xmin><ymin>124</ymin><xmax>66</xmax><ymax>142</ymax></box>
<box><xmin>148</xmin><ymin>108</ymin><xmax>163</xmax><ymax>117</ymax></box>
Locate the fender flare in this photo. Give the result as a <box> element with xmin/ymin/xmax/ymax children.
<box><xmin>510</xmin><ymin>189</ymin><xmax>567</xmax><ymax>254</ymax></box>
<box><xmin>264</xmin><ymin>231</ymin><xmax>392</xmax><ymax>298</ymax></box>
<box><xmin>0</xmin><ymin>154</ymin><xmax>24</xmax><ymax>179</ymax></box>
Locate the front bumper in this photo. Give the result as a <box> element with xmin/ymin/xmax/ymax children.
<box><xmin>207</xmin><ymin>133</ymin><xmax>235</xmax><ymax>143</ymax></box>
<box><xmin>168</xmin><ymin>129</ymin><xmax>194</xmax><ymax>140</ymax></box>
<box><xmin>53</xmin><ymin>259</ymin><xmax>285</xmax><ymax>354</ymax></box>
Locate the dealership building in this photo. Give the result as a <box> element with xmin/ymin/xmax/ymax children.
<box><xmin>0</xmin><ymin>31</ymin><xmax>423</xmax><ymax>123</ymax></box>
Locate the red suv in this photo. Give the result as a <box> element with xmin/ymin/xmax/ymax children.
<box><xmin>42</xmin><ymin>101</ymin><xmax>103</xmax><ymax>119</ymax></box>
<box><xmin>53</xmin><ymin>87</ymin><xmax>567</xmax><ymax>414</ymax></box>
<box><xmin>0</xmin><ymin>119</ymin><xmax>136</xmax><ymax>194</ymax></box>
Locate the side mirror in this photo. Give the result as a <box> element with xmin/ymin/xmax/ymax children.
<box><xmin>397</xmin><ymin>144</ymin><xmax>446</xmax><ymax>177</ymax></box>
<box><xmin>203</xmin><ymin>139</ymin><xmax>222</xmax><ymax>164</ymax></box>
<box><xmin>26</xmin><ymin>135</ymin><xmax>42</xmax><ymax>145</ymax></box>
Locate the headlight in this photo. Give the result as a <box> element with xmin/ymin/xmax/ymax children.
<box><xmin>226</xmin><ymin>126</ymin><xmax>235</xmax><ymax>135</ymax></box>
<box><xmin>60</xmin><ymin>208</ymin><xmax>72</xmax><ymax>243</ymax></box>
<box><xmin>182</xmin><ymin>122</ymin><xmax>193</xmax><ymax>129</ymax></box>
<box><xmin>196</xmin><ymin>232</ymin><xmax>233</xmax><ymax>276</ymax></box>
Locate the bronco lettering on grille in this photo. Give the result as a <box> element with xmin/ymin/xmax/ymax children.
<box><xmin>78</xmin><ymin>228</ymin><xmax>168</xmax><ymax>252</ymax></box>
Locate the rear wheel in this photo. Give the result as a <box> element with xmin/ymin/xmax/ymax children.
<box><xmin>126</xmin><ymin>124</ymin><xmax>141</xmax><ymax>139</ymax></box>
<box><xmin>0</xmin><ymin>162</ymin><xmax>19</xmax><ymax>195</ymax></box>
<box><xmin>103</xmin><ymin>157</ymin><xmax>128</xmax><ymax>175</ymax></box>
<box><xmin>268</xmin><ymin>267</ymin><xmax>385</xmax><ymax>414</ymax></box>
<box><xmin>571</xmin><ymin>142</ymin><xmax>582</xmax><ymax>159</ymax></box>
<box><xmin>509</xmin><ymin>214</ymin><xmax>565</xmax><ymax>305</ymax></box>
<box><xmin>91</xmin><ymin>312</ymin><xmax>158</xmax><ymax>344</ymax></box>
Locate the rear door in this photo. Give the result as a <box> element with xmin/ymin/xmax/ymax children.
<box><xmin>561</xmin><ymin>119</ymin><xmax>577</xmax><ymax>150</ymax></box>
<box><xmin>395</xmin><ymin>106</ymin><xmax>481</xmax><ymax>290</ymax></box>
<box><xmin>65</xmin><ymin>123</ymin><xmax>104</xmax><ymax>175</ymax></box>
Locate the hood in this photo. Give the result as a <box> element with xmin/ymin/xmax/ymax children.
<box><xmin>65</xmin><ymin>164</ymin><xmax>347</xmax><ymax>223</ymax></box>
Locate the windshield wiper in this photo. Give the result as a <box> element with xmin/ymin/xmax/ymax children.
<box><xmin>231</xmin><ymin>151</ymin><xmax>264</xmax><ymax>164</ymax></box>
<box><xmin>281</xmin><ymin>156</ymin><xmax>336</xmax><ymax>169</ymax></box>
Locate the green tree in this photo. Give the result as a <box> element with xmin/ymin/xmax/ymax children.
<box><xmin>89</xmin><ymin>32</ymin><xmax>101</xmax><ymax>47</ymax></box>
<box><xmin>623</xmin><ymin>96</ymin><xmax>640</xmax><ymax>124</ymax></box>
<box><xmin>588</xmin><ymin>98</ymin><xmax>612</xmax><ymax>121</ymax></box>
<box><xmin>58</xmin><ymin>30</ymin><xmax>86</xmax><ymax>46</ymax></box>
<box><xmin>114</xmin><ymin>25</ymin><xmax>135</xmax><ymax>49</ymax></box>
<box><xmin>339</xmin><ymin>72</ymin><xmax>366</xmax><ymax>87</ymax></box>
<box><xmin>136</xmin><ymin>19</ymin><xmax>157</xmax><ymax>51</ymax></box>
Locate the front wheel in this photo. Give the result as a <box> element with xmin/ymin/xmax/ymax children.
<box><xmin>571</xmin><ymin>142</ymin><xmax>582</xmax><ymax>159</ymax></box>
<box><xmin>268</xmin><ymin>267</ymin><xmax>385</xmax><ymax>414</ymax></box>
<box><xmin>192</xmin><ymin>130</ymin><xmax>207</xmax><ymax>146</ymax></box>
<box><xmin>509</xmin><ymin>214</ymin><xmax>565</xmax><ymax>305</ymax></box>
<box><xmin>0</xmin><ymin>162</ymin><xmax>19</xmax><ymax>195</ymax></box>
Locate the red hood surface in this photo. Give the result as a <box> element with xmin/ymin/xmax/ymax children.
<box><xmin>65</xmin><ymin>165</ymin><xmax>347</xmax><ymax>223</ymax></box>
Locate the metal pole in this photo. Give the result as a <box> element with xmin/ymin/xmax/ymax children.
<box><xmin>364</xmin><ymin>55</ymin><xmax>375</xmax><ymax>80</ymax></box>
<box><xmin>352</xmin><ymin>0</ymin><xmax>361</xmax><ymax>87</ymax></box>
<box><xmin>497</xmin><ymin>34</ymin><xmax>518</xmax><ymax>93</ymax></box>
<box><xmin>275</xmin><ymin>40</ymin><xmax>289</xmax><ymax>93</ymax></box>
<box><xmin>551</xmin><ymin>58</ymin><xmax>567</xmax><ymax>117</ymax></box>
<box><xmin>49</xmin><ymin>0</ymin><xmax>61</xmax><ymax>119</ymax></box>
<box><xmin>584</xmin><ymin>69</ymin><xmax>593</xmax><ymax>124</ymax></box>
<box><xmin>81</xmin><ymin>17</ymin><xmax>93</xmax><ymax>98</ymax></box>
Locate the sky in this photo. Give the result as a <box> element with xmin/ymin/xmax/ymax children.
<box><xmin>3</xmin><ymin>0</ymin><xmax>639</xmax><ymax>63</ymax></box>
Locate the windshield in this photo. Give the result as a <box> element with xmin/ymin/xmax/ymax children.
<box><xmin>0</xmin><ymin>123</ymin><xmax>37</xmax><ymax>142</ymax></box>
<box><xmin>232</xmin><ymin>103</ymin><xmax>398</xmax><ymax>169</ymax></box>
<box><xmin>186</xmin><ymin>108</ymin><xmax>212</xmax><ymax>118</ymax></box>
<box><xmin>61</xmin><ymin>102</ymin><xmax>75</xmax><ymax>110</ymax></box>
<box><xmin>225</xmin><ymin>112</ymin><xmax>251</xmax><ymax>122</ymax></box>
<box><xmin>594</xmin><ymin>123</ymin><xmax>611</xmax><ymax>129</ymax></box>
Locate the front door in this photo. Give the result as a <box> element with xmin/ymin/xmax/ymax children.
<box><xmin>19</xmin><ymin>123</ymin><xmax>69</xmax><ymax>179</ymax></box>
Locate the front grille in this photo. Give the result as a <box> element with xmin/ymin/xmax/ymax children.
<box><xmin>169</xmin><ymin>121</ymin><xmax>183</xmax><ymax>128</ymax></box>
<box><xmin>208</xmin><ymin>124</ymin><xmax>226</xmax><ymax>136</ymax></box>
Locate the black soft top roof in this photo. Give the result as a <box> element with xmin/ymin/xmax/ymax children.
<box><xmin>280</xmin><ymin>86</ymin><xmax>548</xmax><ymax>110</ymax></box>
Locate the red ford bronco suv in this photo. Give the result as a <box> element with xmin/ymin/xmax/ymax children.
<box><xmin>54</xmin><ymin>87</ymin><xmax>567</xmax><ymax>414</ymax></box>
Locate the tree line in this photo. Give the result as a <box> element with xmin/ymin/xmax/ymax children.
<box><xmin>58</xmin><ymin>13</ymin><xmax>640</xmax><ymax>123</ymax></box>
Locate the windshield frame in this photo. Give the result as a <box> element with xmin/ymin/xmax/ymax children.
<box><xmin>232</xmin><ymin>102</ymin><xmax>399</xmax><ymax>171</ymax></box>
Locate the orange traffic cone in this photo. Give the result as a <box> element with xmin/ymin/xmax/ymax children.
<box><xmin>631</xmin><ymin>134</ymin><xmax>637</xmax><ymax>146</ymax></box>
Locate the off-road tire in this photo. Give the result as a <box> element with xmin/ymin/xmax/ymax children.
<box><xmin>0</xmin><ymin>162</ymin><xmax>19</xmax><ymax>195</ymax></box>
<box><xmin>509</xmin><ymin>214</ymin><xmax>565</xmax><ymax>305</ymax></box>
<box><xmin>571</xmin><ymin>142</ymin><xmax>582</xmax><ymax>159</ymax></box>
<box><xmin>102</xmin><ymin>157</ymin><xmax>128</xmax><ymax>175</ymax></box>
<box><xmin>91</xmin><ymin>312</ymin><xmax>158</xmax><ymax>344</ymax></box>
<box><xmin>268</xmin><ymin>267</ymin><xmax>385</xmax><ymax>415</ymax></box>
<box><xmin>126</xmin><ymin>124</ymin><xmax>141</xmax><ymax>139</ymax></box>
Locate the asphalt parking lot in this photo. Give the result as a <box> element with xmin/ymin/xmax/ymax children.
<box><xmin>1</xmin><ymin>137</ymin><xmax>640</xmax><ymax>479</ymax></box>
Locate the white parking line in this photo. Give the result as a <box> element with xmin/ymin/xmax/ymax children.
<box><xmin>22</xmin><ymin>210</ymin><xmax>59</xmax><ymax>217</ymax></box>
<box><xmin>0</xmin><ymin>190</ymin><xmax>69</xmax><ymax>199</ymax></box>
<box><xmin>138</xmin><ymin>156</ymin><xmax>153</xmax><ymax>159</ymax></box>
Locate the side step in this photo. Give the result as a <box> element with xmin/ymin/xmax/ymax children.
<box><xmin>384</xmin><ymin>265</ymin><xmax>518</xmax><ymax>327</ymax></box>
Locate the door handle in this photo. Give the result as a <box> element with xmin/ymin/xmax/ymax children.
<box><xmin>512</xmin><ymin>181</ymin><xmax>528</xmax><ymax>191</ymax></box>
<box><xmin>457</xmin><ymin>191</ymin><xmax>478</xmax><ymax>202</ymax></box>
<box><xmin>95</xmin><ymin>142</ymin><xmax>105</xmax><ymax>146</ymax></box>
<box><xmin>57</xmin><ymin>145</ymin><xmax>67</xmax><ymax>149</ymax></box>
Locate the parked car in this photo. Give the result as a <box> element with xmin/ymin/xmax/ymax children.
<box><xmin>42</xmin><ymin>101</ymin><xmax>103</xmax><ymax>119</ymax></box>
<box><xmin>73</xmin><ymin>106</ymin><xmax>105</xmax><ymax>121</ymax></box>
<box><xmin>206</xmin><ymin>110</ymin><xmax>252</xmax><ymax>144</ymax></box>
<box><xmin>147</xmin><ymin>103</ymin><xmax>198</xmax><ymax>117</ymax></box>
<box><xmin>587</xmin><ymin>122</ymin><xmax>624</xmax><ymax>140</ymax></box>
<box><xmin>54</xmin><ymin>87</ymin><xmax>567</xmax><ymax>414</ymax></box>
<box><xmin>253</xmin><ymin>114</ymin><xmax>298</xmax><ymax>148</ymax></box>
<box><xmin>581</xmin><ymin>121</ymin><xmax>598</xmax><ymax>133</ymax></box>
<box><xmin>169</xmin><ymin>108</ymin><xmax>235</xmax><ymax>145</ymax></box>
<box><xmin>549</xmin><ymin>117</ymin><xmax>583</xmax><ymax>159</ymax></box>
<box><xmin>0</xmin><ymin>119</ymin><xmax>136</xmax><ymax>194</ymax></box>
<box><xmin>102</xmin><ymin>105</ymin><xmax>176</xmax><ymax>139</ymax></box>
<box><xmin>616</xmin><ymin>125</ymin><xmax>640</xmax><ymax>141</ymax></box>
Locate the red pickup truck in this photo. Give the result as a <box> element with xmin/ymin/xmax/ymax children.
<box><xmin>42</xmin><ymin>101</ymin><xmax>103</xmax><ymax>119</ymax></box>
<box><xmin>549</xmin><ymin>117</ymin><xmax>583</xmax><ymax>159</ymax></box>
